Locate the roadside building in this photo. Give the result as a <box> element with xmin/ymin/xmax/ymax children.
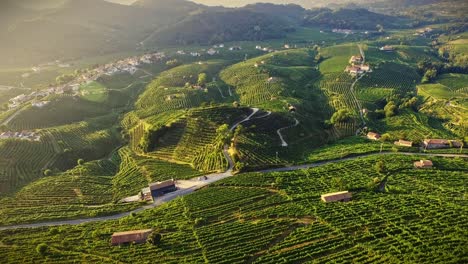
<box><xmin>414</xmin><ymin>160</ymin><xmax>433</xmax><ymax>169</ymax></box>
<box><xmin>321</xmin><ymin>191</ymin><xmax>352</xmax><ymax>203</ymax></box>
<box><xmin>149</xmin><ymin>180</ymin><xmax>177</xmax><ymax>197</ymax></box>
<box><xmin>394</xmin><ymin>139</ymin><xmax>413</xmax><ymax>147</ymax></box>
<box><xmin>367</xmin><ymin>132</ymin><xmax>381</xmax><ymax>141</ymax></box>
<box><xmin>423</xmin><ymin>139</ymin><xmax>463</xmax><ymax>149</ymax></box>
<box><xmin>111</xmin><ymin>229</ymin><xmax>153</xmax><ymax>246</ymax></box>
<box><xmin>140</xmin><ymin>187</ymin><xmax>153</xmax><ymax>202</ymax></box>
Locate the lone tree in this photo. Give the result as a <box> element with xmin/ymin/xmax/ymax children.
<box><xmin>197</xmin><ymin>73</ymin><xmax>208</xmax><ymax>87</ymax></box>
<box><xmin>374</xmin><ymin>160</ymin><xmax>386</xmax><ymax>175</ymax></box>
<box><xmin>147</xmin><ymin>232</ymin><xmax>162</xmax><ymax>246</ymax></box>
<box><xmin>36</xmin><ymin>243</ymin><xmax>48</xmax><ymax>256</ymax></box>
<box><xmin>330</xmin><ymin>109</ymin><xmax>351</xmax><ymax>124</ymax></box>
<box><xmin>215</xmin><ymin>124</ymin><xmax>233</xmax><ymax>147</ymax></box>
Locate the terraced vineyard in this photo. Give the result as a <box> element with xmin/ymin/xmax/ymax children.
<box><xmin>112</xmin><ymin>147</ymin><xmax>202</xmax><ymax>199</ymax></box>
<box><xmin>220</xmin><ymin>49</ymin><xmax>320</xmax><ymax>110</ymax></box>
<box><xmin>145</xmin><ymin>106</ymin><xmax>251</xmax><ymax>172</ymax></box>
<box><xmin>46</xmin><ymin>114</ymin><xmax>122</xmax><ymax>170</ymax></box>
<box><xmin>418</xmin><ymin>73</ymin><xmax>468</xmax><ymax>138</ymax></box>
<box><xmin>7</xmin><ymin>96</ymin><xmax>109</xmax><ymax>131</ymax></box>
<box><xmin>0</xmin><ymin>136</ymin><xmax>56</xmax><ymax>195</ymax></box>
<box><xmin>356</xmin><ymin>62</ymin><xmax>419</xmax><ymax>105</ymax></box>
<box><xmin>135</xmin><ymin>61</ymin><xmax>229</xmax><ymax>119</ymax></box>
<box><xmin>2</xmin><ymin>155</ymin><xmax>466</xmax><ymax>263</ymax></box>
<box><xmin>0</xmin><ymin>172</ymin><xmax>138</xmax><ymax>226</ymax></box>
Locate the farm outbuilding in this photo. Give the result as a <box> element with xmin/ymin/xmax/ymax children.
<box><xmin>423</xmin><ymin>139</ymin><xmax>462</xmax><ymax>149</ymax></box>
<box><xmin>149</xmin><ymin>180</ymin><xmax>177</xmax><ymax>197</ymax></box>
<box><xmin>111</xmin><ymin>229</ymin><xmax>153</xmax><ymax>246</ymax></box>
<box><xmin>394</xmin><ymin>139</ymin><xmax>413</xmax><ymax>147</ymax></box>
<box><xmin>414</xmin><ymin>160</ymin><xmax>433</xmax><ymax>169</ymax></box>
<box><xmin>321</xmin><ymin>191</ymin><xmax>352</xmax><ymax>203</ymax></box>
<box><xmin>367</xmin><ymin>132</ymin><xmax>381</xmax><ymax>141</ymax></box>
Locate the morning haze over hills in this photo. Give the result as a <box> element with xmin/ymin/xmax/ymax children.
<box><xmin>0</xmin><ymin>0</ymin><xmax>467</xmax><ymax>263</ymax></box>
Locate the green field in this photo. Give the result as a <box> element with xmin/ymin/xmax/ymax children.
<box><xmin>79</xmin><ymin>81</ymin><xmax>108</xmax><ymax>102</ymax></box>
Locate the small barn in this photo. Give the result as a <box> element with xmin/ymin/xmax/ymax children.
<box><xmin>367</xmin><ymin>132</ymin><xmax>381</xmax><ymax>141</ymax></box>
<box><xmin>321</xmin><ymin>191</ymin><xmax>352</xmax><ymax>203</ymax></box>
<box><xmin>111</xmin><ymin>229</ymin><xmax>153</xmax><ymax>246</ymax></box>
<box><xmin>414</xmin><ymin>160</ymin><xmax>433</xmax><ymax>169</ymax></box>
<box><xmin>149</xmin><ymin>180</ymin><xmax>177</xmax><ymax>197</ymax></box>
<box><xmin>394</xmin><ymin>139</ymin><xmax>413</xmax><ymax>147</ymax></box>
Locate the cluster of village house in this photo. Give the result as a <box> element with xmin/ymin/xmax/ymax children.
<box><xmin>176</xmin><ymin>44</ymin><xmax>231</xmax><ymax>57</ymax></box>
<box><xmin>344</xmin><ymin>44</ymin><xmax>395</xmax><ymax>76</ymax></box>
<box><xmin>8</xmin><ymin>52</ymin><xmax>167</xmax><ymax>110</ymax></box>
<box><xmin>176</xmin><ymin>42</ymin><xmax>297</xmax><ymax>58</ymax></box>
<box><xmin>345</xmin><ymin>55</ymin><xmax>371</xmax><ymax>76</ymax></box>
<box><xmin>366</xmin><ymin>132</ymin><xmax>462</xmax><ymax>150</ymax></box>
<box><xmin>0</xmin><ymin>131</ymin><xmax>40</xmax><ymax>141</ymax></box>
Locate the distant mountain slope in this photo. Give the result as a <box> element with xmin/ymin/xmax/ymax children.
<box><xmin>303</xmin><ymin>8</ymin><xmax>411</xmax><ymax>29</ymax></box>
<box><xmin>146</xmin><ymin>8</ymin><xmax>295</xmax><ymax>45</ymax></box>
<box><xmin>0</xmin><ymin>0</ymin><xmax>201</xmax><ymax>67</ymax></box>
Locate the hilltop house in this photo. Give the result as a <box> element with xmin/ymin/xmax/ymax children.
<box><xmin>367</xmin><ymin>132</ymin><xmax>381</xmax><ymax>141</ymax></box>
<box><xmin>423</xmin><ymin>139</ymin><xmax>463</xmax><ymax>149</ymax></box>
<box><xmin>349</xmin><ymin>55</ymin><xmax>363</xmax><ymax>64</ymax></box>
<box><xmin>321</xmin><ymin>191</ymin><xmax>352</xmax><ymax>203</ymax></box>
<box><xmin>111</xmin><ymin>229</ymin><xmax>153</xmax><ymax>246</ymax></box>
<box><xmin>345</xmin><ymin>66</ymin><xmax>363</xmax><ymax>75</ymax></box>
<box><xmin>394</xmin><ymin>139</ymin><xmax>413</xmax><ymax>147</ymax></box>
<box><xmin>149</xmin><ymin>180</ymin><xmax>177</xmax><ymax>197</ymax></box>
<box><xmin>360</xmin><ymin>64</ymin><xmax>370</xmax><ymax>72</ymax></box>
<box><xmin>414</xmin><ymin>160</ymin><xmax>433</xmax><ymax>169</ymax></box>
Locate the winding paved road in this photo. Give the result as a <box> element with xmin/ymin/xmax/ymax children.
<box><xmin>1</xmin><ymin>150</ymin><xmax>466</xmax><ymax>231</ymax></box>
<box><xmin>277</xmin><ymin>118</ymin><xmax>300</xmax><ymax>147</ymax></box>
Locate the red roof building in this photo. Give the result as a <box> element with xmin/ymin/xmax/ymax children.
<box><xmin>367</xmin><ymin>132</ymin><xmax>381</xmax><ymax>141</ymax></box>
